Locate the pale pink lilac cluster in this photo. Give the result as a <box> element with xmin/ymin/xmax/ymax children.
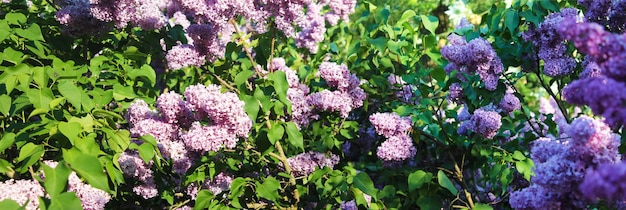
<box><xmin>186</xmin><ymin>172</ymin><xmax>234</xmax><ymax>198</ymax></box>
<box><xmin>165</xmin><ymin>44</ymin><xmax>206</xmax><ymax>70</ymax></box>
<box><xmin>43</xmin><ymin>161</ymin><xmax>112</xmax><ymax>210</ymax></box>
<box><xmin>369</xmin><ymin>112</ymin><xmax>416</xmax><ymax>165</ymax></box>
<box><xmin>308</xmin><ymin>62</ymin><xmax>366</xmax><ymax>117</ymax></box>
<box><xmin>509</xmin><ymin>116</ymin><xmax>621</xmax><ymax>209</ymax></box>
<box><xmin>387</xmin><ymin>74</ymin><xmax>417</xmax><ymax>103</ymax></box>
<box><xmin>521</xmin><ymin>8</ymin><xmax>578</xmax><ymax>77</ymax></box>
<box><xmin>0</xmin><ymin>179</ymin><xmax>45</xmax><ymax>210</ymax></box>
<box><xmin>441</xmin><ymin>33</ymin><xmax>504</xmax><ymax>90</ymax></box>
<box><xmin>123</xmin><ymin>84</ymin><xmax>251</xmax><ymax>197</ymax></box>
<box><xmin>287</xmin><ymin>151</ymin><xmax>340</xmax><ymax>177</ymax></box>
<box><xmin>457</xmin><ymin>107</ymin><xmax>502</xmax><ymax>139</ymax></box>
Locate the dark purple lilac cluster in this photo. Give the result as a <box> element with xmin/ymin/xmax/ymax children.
<box><xmin>556</xmin><ymin>14</ymin><xmax>626</xmax><ymax>126</ymax></box>
<box><xmin>579</xmin><ymin>161</ymin><xmax>626</xmax><ymax>201</ymax></box>
<box><xmin>369</xmin><ymin>112</ymin><xmax>416</xmax><ymax>166</ymax></box>
<box><xmin>577</xmin><ymin>0</ymin><xmax>626</xmax><ymax>33</ymax></box>
<box><xmin>509</xmin><ymin>116</ymin><xmax>621</xmax><ymax>209</ymax></box>
<box><xmin>441</xmin><ymin>34</ymin><xmax>504</xmax><ymax>91</ymax></box>
<box><xmin>521</xmin><ymin>8</ymin><xmax>578</xmax><ymax>77</ymax></box>
<box><xmin>457</xmin><ymin>106</ymin><xmax>502</xmax><ymax>139</ymax></box>
<box><xmin>123</xmin><ymin>84</ymin><xmax>252</xmax><ymax>198</ymax></box>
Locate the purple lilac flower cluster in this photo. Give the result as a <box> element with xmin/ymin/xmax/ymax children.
<box><xmin>269</xmin><ymin>58</ymin><xmax>316</xmax><ymax>128</ymax></box>
<box><xmin>308</xmin><ymin>62</ymin><xmax>366</xmax><ymax>118</ymax></box>
<box><xmin>165</xmin><ymin>44</ymin><xmax>206</xmax><ymax>70</ymax></box>
<box><xmin>387</xmin><ymin>74</ymin><xmax>417</xmax><ymax>103</ymax></box>
<box><xmin>441</xmin><ymin>33</ymin><xmax>504</xmax><ymax>91</ymax></box>
<box><xmin>457</xmin><ymin>106</ymin><xmax>502</xmax><ymax>139</ymax></box>
<box><xmin>369</xmin><ymin>112</ymin><xmax>416</xmax><ymax>165</ymax></box>
<box><xmin>579</xmin><ymin>161</ymin><xmax>626</xmax><ymax>201</ymax></box>
<box><xmin>43</xmin><ymin>161</ymin><xmax>112</xmax><ymax>210</ymax></box>
<box><xmin>287</xmin><ymin>151</ymin><xmax>340</xmax><ymax>177</ymax></box>
<box><xmin>447</xmin><ymin>83</ymin><xmax>464</xmax><ymax>104</ymax></box>
<box><xmin>123</xmin><ymin>84</ymin><xmax>251</xmax><ymax>198</ymax></box>
<box><xmin>509</xmin><ymin>116</ymin><xmax>621</xmax><ymax>209</ymax></box>
<box><xmin>498</xmin><ymin>90</ymin><xmax>521</xmax><ymax>114</ymax></box>
<box><xmin>522</xmin><ymin>8</ymin><xmax>578</xmax><ymax>77</ymax></box>
<box><xmin>0</xmin><ymin>179</ymin><xmax>45</xmax><ymax>210</ymax></box>
<box><xmin>577</xmin><ymin>0</ymin><xmax>626</xmax><ymax>33</ymax></box>
<box><xmin>556</xmin><ymin>13</ymin><xmax>626</xmax><ymax>126</ymax></box>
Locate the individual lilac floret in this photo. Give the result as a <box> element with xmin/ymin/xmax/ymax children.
<box><xmin>369</xmin><ymin>112</ymin><xmax>412</xmax><ymax>138</ymax></box>
<box><xmin>579</xmin><ymin>162</ymin><xmax>626</xmax><ymax>201</ymax></box>
<box><xmin>287</xmin><ymin>151</ymin><xmax>340</xmax><ymax>177</ymax></box>
<box><xmin>498</xmin><ymin>91</ymin><xmax>520</xmax><ymax>113</ymax></box>
<box><xmin>469</xmin><ymin>109</ymin><xmax>502</xmax><ymax>139</ymax></box>
<box><xmin>376</xmin><ymin>135</ymin><xmax>416</xmax><ymax>162</ymax></box>
<box><xmin>0</xmin><ymin>179</ymin><xmax>45</xmax><ymax>210</ymax></box>
<box><xmin>165</xmin><ymin>45</ymin><xmax>206</xmax><ymax>70</ymax></box>
<box><xmin>447</xmin><ymin>83</ymin><xmax>464</xmax><ymax>103</ymax></box>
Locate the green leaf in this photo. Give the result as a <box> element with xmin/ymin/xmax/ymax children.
<box><xmin>15</xmin><ymin>24</ymin><xmax>44</xmax><ymax>41</ymax></box>
<box><xmin>505</xmin><ymin>10</ymin><xmax>519</xmax><ymax>34</ymax></box>
<box><xmin>0</xmin><ymin>159</ymin><xmax>15</xmax><ymax>176</ymax></box>
<box><xmin>255</xmin><ymin>177</ymin><xmax>280</xmax><ymax>201</ymax></box>
<box><xmin>229</xmin><ymin>177</ymin><xmax>247</xmax><ymax>198</ymax></box>
<box><xmin>242</xmin><ymin>95</ymin><xmax>259</xmax><ymax>122</ymax></box>
<box><xmin>5</xmin><ymin>13</ymin><xmax>26</xmax><ymax>25</ymax></box>
<box><xmin>0</xmin><ymin>199</ymin><xmax>23</xmax><ymax>210</ymax></box>
<box><xmin>0</xmin><ymin>133</ymin><xmax>16</xmax><ymax>153</ymax></box>
<box><xmin>368</xmin><ymin>37</ymin><xmax>387</xmax><ymax>52</ymax></box>
<box><xmin>193</xmin><ymin>190</ymin><xmax>214</xmax><ymax>210</ymax></box>
<box><xmin>58</xmin><ymin>122</ymin><xmax>83</xmax><ymax>144</ymax></box>
<box><xmin>284</xmin><ymin>122</ymin><xmax>303</xmax><ymax>150</ymax></box>
<box><xmin>135</xmin><ymin>143</ymin><xmax>156</xmax><ymax>163</ymax></box>
<box><xmin>353</xmin><ymin>172</ymin><xmax>377</xmax><ymax>200</ymax></box>
<box><xmin>408</xmin><ymin>170</ymin><xmax>432</xmax><ymax>191</ymax></box>
<box><xmin>515</xmin><ymin>158</ymin><xmax>535</xmax><ymax>181</ymax></box>
<box><xmin>0</xmin><ymin>21</ymin><xmax>10</xmax><ymax>42</ymax></box>
<box><xmin>474</xmin><ymin>203</ymin><xmax>494</xmax><ymax>210</ymax></box>
<box><xmin>48</xmin><ymin>192</ymin><xmax>83</xmax><ymax>210</ymax></box>
<box><xmin>421</xmin><ymin>15</ymin><xmax>439</xmax><ymax>34</ymax></box>
<box><xmin>26</xmin><ymin>88</ymin><xmax>54</xmax><ymax>110</ymax></box>
<box><xmin>63</xmin><ymin>149</ymin><xmax>111</xmax><ymax>193</ymax></box>
<box><xmin>267</xmin><ymin>122</ymin><xmax>284</xmax><ymax>145</ymax></box>
<box><xmin>512</xmin><ymin>150</ymin><xmax>526</xmax><ymax>161</ymax></box>
<box><xmin>396</xmin><ymin>10</ymin><xmax>416</xmax><ymax>26</ymax></box>
<box><xmin>437</xmin><ymin>170</ymin><xmax>458</xmax><ymax>195</ymax></box>
<box><xmin>268</xmin><ymin>71</ymin><xmax>292</xmax><ymax>114</ymax></box>
<box><xmin>431</xmin><ymin>68</ymin><xmax>446</xmax><ymax>82</ymax></box>
<box><xmin>16</xmin><ymin>143</ymin><xmax>44</xmax><ymax>173</ymax></box>
<box><xmin>58</xmin><ymin>81</ymin><xmax>83</xmax><ymax>111</ymax></box>
<box><xmin>113</xmin><ymin>84</ymin><xmax>137</xmax><ymax>101</ymax></box>
<box><xmin>127</xmin><ymin>65</ymin><xmax>157</xmax><ymax>86</ymax></box>
<box><xmin>417</xmin><ymin>195</ymin><xmax>443</xmax><ymax>210</ymax></box>
<box><xmin>0</xmin><ymin>94</ymin><xmax>11</xmax><ymax>116</ymax></box>
<box><xmin>28</xmin><ymin>108</ymin><xmax>49</xmax><ymax>119</ymax></box>
<box><xmin>42</xmin><ymin>162</ymin><xmax>71</xmax><ymax>198</ymax></box>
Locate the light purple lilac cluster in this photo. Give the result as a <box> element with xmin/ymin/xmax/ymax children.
<box><xmin>556</xmin><ymin>14</ymin><xmax>626</xmax><ymax>126</ymax></box>
<box><xmin>457</xmin><ymin>106</ymin><xmax>502</xmax><ymax>139</ymax></box>
<box><xmin>369</xmin><ymin>112</ymin><xmax>416</xmax><ymax>165</ymax></box>
<box><xmin>123</xmin><ymin>84</ymin><xmax>251</xmax><ymax>198</ymax></box>
<box><xmin>387</xmin><ymin>74</ymin><xmax>417</xmax><ymax>103</ymax></box>
<box><xmin>509</xmin><ymin>116</ymin><xmax>621</xmax><ymax>209</ymax></box>
<box><xmin>521</xmin><ymin>8</ymin><xmax>578</xmax><ymax>77</ymax></box>
<box><xmin>186</xmin><ymin>172</ymin><xmax>234</xmax><ymax>198</ymax></box>
<box><xmin>441</xmin><ymin>33</ymin><xmax>504</xmax><ymax>91</ymax></box>
<box><xmin>165</xmin><ymin>44</ymin><xmax>206</xmax><ymax>70</ymax></box>
<box><xmin>43</xmin><ymin>161</ymin><xmax>112</xmax><ymax>210</ymax></box>
<box><xmin>498</xmin><ymin>90</ymin><xmax>521</xmax><ymax>114</ymax></box>
<box><xmin>286</xmin><ymin>151</ymin><xmax>340</xmax><ymax>177</ymax></box>
<box><xmin>308</xmin><ymin>62</ymin><xmax>366</xmax><ymax>118</ymax></box>
<box><xmin>0</xmin><ymin>179</ymin><xmax>45</xmax><ymax>210</ymax></box>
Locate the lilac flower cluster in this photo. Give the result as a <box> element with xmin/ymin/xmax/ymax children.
<box><xmin>0</xmin><ymin>179</ymin><xmax>44</xmax><ymax>210</ymax></box>
<box><xmin>577</xmin><ymin>0</ymin><xmax>626</xmax><ymax>33</ymax></box>
<box><xmin>447</xmin><ymin>83</ymin><xmax>464</xmax><ymax>104</ymax></box>
<box><xmin>186</xmin><ymin>172</ymin><xmax>234</xmax><ymax>199</ymax></box>
<box><xmin>521</xmin><ymin>8</ymin><xmax>578</xmax><ymax>77</ymax></box>
<box><xmin>579</xmin><ymin>161</ymin><xmax>626</xmax><ymax>201</ymax></box>
<box><xmin>498</xmin><ymin>90</ymin><xmax>521</xmax><ymax>114</ymax></box>
<box><xmin>286</xmin><ymin>151</ymin><xmax>340</xmax><ymax>177</ymax></box>
<box><xmin>269</xmin><ymin>58</ymin><xmax>316</xmax><ymax>128</ymax></box>
<box><xmin>43</xmin><ymin>161</ymin><xmax>112</xmax><ymax>210</ymax></box>
<box><xmin>308</xmin><ymin>62</ymin><xmax>366</xmax><ymax>117</ymax></box>
<box><xmin>165</xmin><ymin>44</ymin><xmax>206</xmax><ymax>70</ymax></box>
<box><xmin>441</xmin><ymin>33</ymin><xmax>504</xmax><ymax>90</ymax></box>
<box><xmin>457</xmin><ymin>106</ymin><xmax>502</xmax><ymax>139</ymax></box>
<box><xmin>388</xmin><ymin>74</ymin><xmax>417</xmax><ymax>103</ymax></box>
<box><xmin>54</xmin><ymin>0</ymin><xmax>109</xmax><ymax>36</ymax></box>
<box><xmin>123</xmin><ymin>84</ymin><xmax>251</xmax><ymax>198</ymax></box>
<box><xmin>369</xmin><ymin>112</ymin><xmax>416</xmax><ymax>165</ymax></box>
<box><xmin>509</xmin><ymin>116</ymin><xmax>621</xmax><ymax>209</ymax></box>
